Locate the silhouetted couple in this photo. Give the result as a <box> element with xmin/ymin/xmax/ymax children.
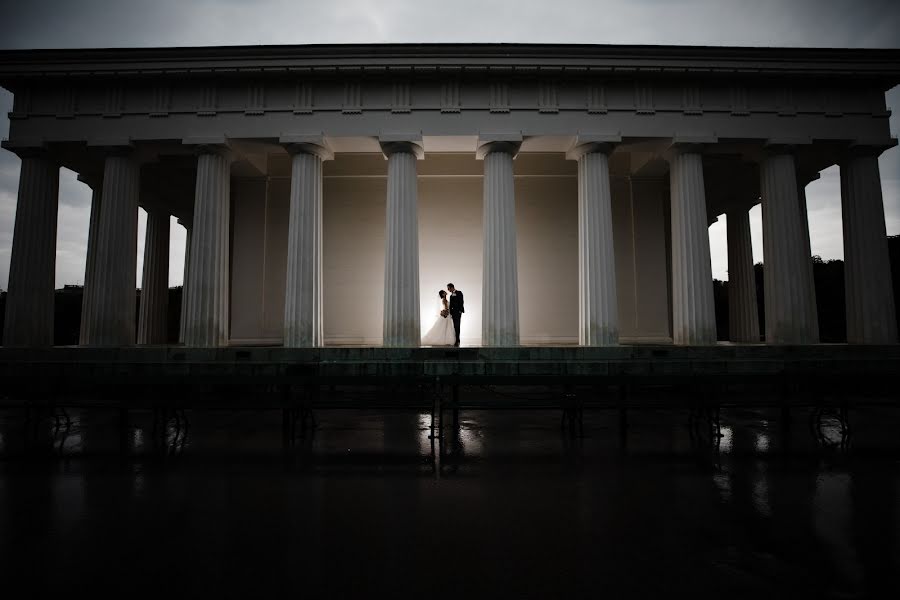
<box><xmin>421</xmin><ymin>283</ymin><xmax>464</xmax><ymax>347</ymax></box>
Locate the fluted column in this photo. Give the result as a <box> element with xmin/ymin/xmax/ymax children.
<box><xmin>78</xmin><ymin>174</ymin><xmax>102</xmax><ymax>345</ymax></box>
<box><xmin>282</xmin><ymin>138</ymin><xmax>332</xmax><ymax>347</ymax></box>
<box><xmin>137</xmin><ymin>208</ymin><xmax>170</xmax><ymax>344</ymax></box>
<box><xmin>81</xmin><ymin>152</ymin><xmax>140</xmax><ymax>346</ymax></box>
<box><xmin>840</xmin><ymin>150</ymin><xmax>897</xmax><ymax>343</ymax></box>
<box><xmin>178</xmin><ymin>219</ymin><xmax>191</xmax><ymax>344</ymax></box>
<box><xmin>726</xmin><ymin>206</ymin><xmax>760</xmax><ymax>342</ymax></box>
<box><xmin>380</xmin><ymin>138</ymin><xmax>423</xmax><ymax>347</ymax></box>
<box><xmin>567</xmin><ymin>140</ymin><xmax>618</xmax><ymax>345</ymax></box>
<box><xmin>478</xmin><ymin>138</ymin><xmax>522</xmax><ymax>347</ymax></box>
<box><xmin>796</xmin><ymin>178</ymin><xmax>820</xmax><ymax>341</ymax></box>
<box><xmin>669</xmin><ymin>148</ymin><xmax>716</xmax><ymax>345</ymax></box>
<box><xmin>2</xmin><ymin>150</ymin><xmax>59</xmax><ymax>347</ymax></box>
<box><xmin>182</xmin><ymin>145</ymin><xmax>232</xmax><ymax>347</ymax></box>
<box><xmin>760</xmin><ymin>152</ymin><xmax>818</xmax><ymax>344</ymax></box>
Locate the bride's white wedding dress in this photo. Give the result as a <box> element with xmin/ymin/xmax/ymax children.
<box><xmin>421</xmin><ymin>300</ymin><xmax>456</xmax><ymax>346</ymax></box>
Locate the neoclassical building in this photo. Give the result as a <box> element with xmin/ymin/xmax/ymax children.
<box><xmin>0</xmin><ymin>44</ymin><xmax>897</xmax><ymax>348</ymax></box>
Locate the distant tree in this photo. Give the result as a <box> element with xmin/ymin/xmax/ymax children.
<box><xmin>0</xmin><ymin>286</ymin><xmax>185</xmax><ymax>345</ymax></box>
<box><xmin>54</xmin><ymin>285</ymin><xmax>85</xmax><ymax>345</ymax></box>
<box><xmin>719</xmin><ymin>260</ymin><xmax>842</xmax><ymax>342</ymax></box>
<box><xmin>812</xmin><ymin>258</ymin><xmax>846</xmax><ymax>342</ymax></box>
<box><xmin>168</xmin><ymin>287</ymin><xmax>183</xmax><ymax>342</ymax></box>
<box><xmin>754</xmin><ymin>262</ymin><xmax>765</xmax><ymax>338</ymax></box>
<box><xmin>712</xmin><ymin>279</ymin><xmax>729</xmax><ymax>340</ymax></box>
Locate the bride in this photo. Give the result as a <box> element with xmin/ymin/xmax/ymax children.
<box><xmin>421</xmin><ymin>290</ymin><xmax>456</xmax><ymax>346</ymax></box>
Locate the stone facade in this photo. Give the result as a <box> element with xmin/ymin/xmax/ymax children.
<box><xmin>1</xmin><ymin>44</ymin><xmax>897</xmax><ymax>347</ymax></box>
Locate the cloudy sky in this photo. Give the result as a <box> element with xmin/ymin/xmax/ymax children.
<box><xmin>0</xmin><ymin>0</ymin><xmax>898</xmax><ymax>289</ymax></box>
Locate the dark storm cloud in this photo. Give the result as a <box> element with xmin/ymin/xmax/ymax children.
<box><xmin>0</xmin><ymin>0</ymin><xmax>898</xmax><ymax>49</ymax></box>
<box><xmin>0</xmin><ymin>0</ymin><xmax>898</xmax><ymax>286</ymax></box>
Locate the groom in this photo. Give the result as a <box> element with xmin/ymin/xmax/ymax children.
<box><xmin>447</xmin><ymin>283</ymin><xmax>464</xmax><ymax>347</ymax></box>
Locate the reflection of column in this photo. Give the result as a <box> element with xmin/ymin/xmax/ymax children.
<box><xmin>726</xmin><ymin>206</ymin><xmax>760</xmax><ymax>342</ymax></box>
<box><xmin>182</xmin><ymin>144</ymin><xmax>232</xmax><ymax>347</ymax></box>
<box><xmin>137</xmin><ymin>208</ymin><xmax>170</xmax><ymax>344</ymax></box>
<box><xmin>669</xmin><ymin>147</ymin><xmax>716</xmax><ymax>345</ymax></box>
<box><xmin>282</xmin><ymin>137</ymin><xmax>332</xmax><ymax>347</ymax></box>
<box><xmin>2</xmin><ymin>148</ymin><xmax>59</xmax><ymax>347</ymax></box>
<box><xmin>380</xmin><ymin>137</ymin><xmax>423</xmax><ymax>347</ymax></box>
<box><xmin>479</xmin><ymin>137</ymin><xmax>522</xmax><ymax>347</ymax></box>
<box><xmin>760</xmin><ymin>151</ymin><xmax>818</xmax><ymax>344</ymax></box>
<box><xmin>567</xmin><ymin>139</ymin><xmax>618</xmax><ymax>346</ymax></box>
<box><xmin>840</xmin><ymin>150</ymin><xmax>897</xmax><ymax>343</ymax></box>
<box><xmin>177</xmin><ymin>218</ymin><xmax>191</xmax><ymax>344</ymax></box>
<box><xmin>78</xmin><ymin>174</ymin><xmax>102</xmax><ymax>345</ymax></box>
<box><xmin>82</xmin><ymin>151</ymin><xmax>140</xmax><ymax>346</ymax></box>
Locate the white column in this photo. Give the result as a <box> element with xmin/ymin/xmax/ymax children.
<box><xmin>2</xmin><ymin>150</ymin><xmax>59</xmax><ymax>347</ymax></box>
<box><xmin>669</xmin><ymin>148</ymin><xmax>716</xmax><ymax>345</ymax></box>
<box><xmin>380</xmin><ymin>138</ymin><xmax>423</xmax><ymax>347</ymax></box>
<box><xmin>726</xmin><ymin>206</ymin><xmax>760</xmax><ymax>342</ymax></box>
<box><xmin>478</xmin><ymin>138</ymin><xmax>522</xmax><ymax>347</ymax></box>
<box><xmin>81</xmin><ymin>152</ymin><xmax>140</xmax><ymax>346</ymax></box>
<box><xmin>78</xmin><ymin>174</ymin><xmax>102</xmax><ymax>345</ymax></box>
<box><xmin>182</xmin><ymin>146</ymin><xmax>232</xmax><ymax>347</ymax></box>
<box><xmin>282</xmin><ymin>139</ymin><xmax>332</xmax><ymax>347</ymax></box>
<box><xmin>567</xmin><ymin>141</ymin><xmax>618</xmax><ymax>346</ymax></box>
<box><xmin>178</xmin><ymin>218</ymin><xmax>191</xmax><ymax>345</ymax></box>
<box><xmin>840</xmin><ymin>150</ymin><xmax>897</xmax><ymax>343</ymax></box>
<box><xmin>760</xmin><ymin>152</ymin><xmax>818</xmax><ymax>344</ymax></box>
<box><xmin>137</xmin><ymin>208</ymin><xmax>170</xmax><ymax>344</ymax></box>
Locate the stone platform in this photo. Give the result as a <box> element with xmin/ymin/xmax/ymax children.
<box><xmin>0</xmin><ymin>344</ymin><xmax>897</xmax><ymax>401</ymax></box>
<box><xmin>2</xmin><ymin>343</ymin><xmax>899</xmax><ymax>377</ymax></box>
<box><xmin>1</xmin><ymin>345</ymin><xmax>897</xmax><ymax>449</ymax></box>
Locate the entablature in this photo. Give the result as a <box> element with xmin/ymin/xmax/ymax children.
<box><xmin>1</xmin><ymin>43</ymin><xmax>899</xmax><ymax>83</ymax></box>
<box><xmin>4</xmin><ymin>74</ymin><xmax>894</xmax><ymax>122</ymax></box>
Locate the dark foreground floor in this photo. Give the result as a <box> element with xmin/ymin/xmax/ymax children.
<box><xmin>1</xmin><ymin>405</ymin><xmax>899</xmax><ymax>598</ymax></box>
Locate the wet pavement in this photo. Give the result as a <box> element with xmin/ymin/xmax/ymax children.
<box><xmin>1</xmin><ymin>405</ymin><xmax>899</xmax><ymax>598</ymax></box>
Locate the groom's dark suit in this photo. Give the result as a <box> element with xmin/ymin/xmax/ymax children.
<box><xmin>448</xmin><ymin>290</ymin><xmax>464</xmax><ymax>347</ymax></box>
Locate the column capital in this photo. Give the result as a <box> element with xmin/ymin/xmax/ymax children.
<box><xmin>762</xmin><ymin>136</ymin><xmax>812</xmax><ymax>156</ymax></box>
<box><xmin>87</xmin><ymin>138</ymin><xmax>135</xmax><ymax>156</ymax></box>
<box><xmin>840</xmin><ymin>138</ymin><xmax>898</xmax><ymax>160</ymax></box>
<box><xmin>76</xmin><ymin>172</ymin><xmax>103</xmax><ymax>190</ymax></box>
<box><xmin>566</xmin><ymin>133</ymin><xmax>621</xmax><ymax>161</ymax></box>
<box><xmin>142</xmin><ymin>203</ymin><xmax>168</xmax><ymax>217</ymax></box>
<box><xmin>1</xmin><ymin>139</ymin><xmax>50</xmax><ymax>160</ymax></box>
<box><xmin>476</xmin><ymin>133</ymin><xmax>523</xmax><ymax>160</ymax></box>
<box><xmin>378</xmin><ymin>133</ymin><xmax>424</xmax><ymax>160</ymax></box>
<box><xmin>280</xmin><ymin>134</ymin><xmax>334</xmax><ymax>160</ymax></box>
<box><xmin>87</xmin><ymin>139</ymin><xmax>159</xmax><ymax>164</ymax></box>
<box><xmin>797</xmin><ymin>170</ymin><xmax>821</xmax><ymax>187</ymax></box>
<box><xmin>668</xmin><ymin>135</ymin><xmax>718</xmax><ymax>156</ymax></box>
<box><xmin>182</xmin><ymin>136</ymin><xmax>235</xmax><ymax>162</ymax></box>
<box><xmin>725</xmin><ymin>193</ymin><xmax>761</xmax><ymax>213</ymax></box>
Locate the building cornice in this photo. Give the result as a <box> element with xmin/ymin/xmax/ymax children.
<box><xmin>0</xmin><ymin>43</ymin><xmax>899</xmax><ymax>87</ymax></box>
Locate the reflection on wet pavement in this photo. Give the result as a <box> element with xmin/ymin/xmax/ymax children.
<box><xmin>1</xmin><ymin>405</ymin><xmax>898</xmax><ymax>597</ymax></box>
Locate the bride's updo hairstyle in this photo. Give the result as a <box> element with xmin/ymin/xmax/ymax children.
<box><xmin>439</xmin><ymin>290</ymin><xmax>447</xmax><ymax>299</ymax></box>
